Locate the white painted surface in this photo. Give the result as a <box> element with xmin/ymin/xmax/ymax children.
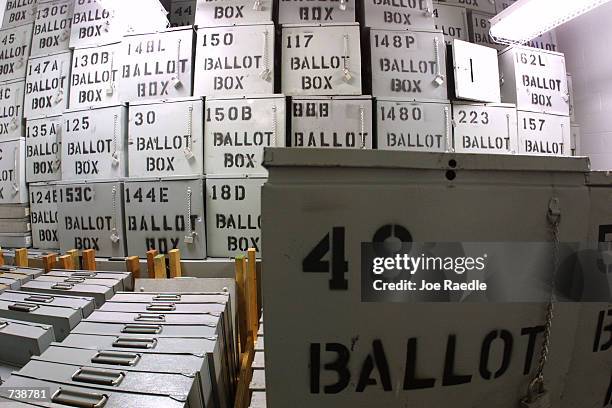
<box><xmin>557</xmin><ymin>3</ymin><xmax>612</xmax><ymax>169</ymax></box>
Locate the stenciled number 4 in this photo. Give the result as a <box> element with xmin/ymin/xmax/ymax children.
<box><xmin>302</xmin><ymin>227</ymin><xmax>349</xmax><ymax>291</ymax></box>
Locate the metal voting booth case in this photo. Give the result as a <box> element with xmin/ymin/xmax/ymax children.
<box><xmin>261</xmin><ymin>148</ymin><xmax>609</xmax><ymax>408</ymax></box>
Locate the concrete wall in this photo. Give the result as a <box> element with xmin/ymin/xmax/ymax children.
<box><xmin>557</xmin><ymin>2</ymin><xmax>612</xmax><ymax>170</ymax></box>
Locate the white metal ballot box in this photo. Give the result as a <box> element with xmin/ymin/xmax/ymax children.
<box><xmin>195</xmin><ymin>0</ymin><xmax>272</xmax><ymax>26</ymax></box>
<box><xmin>206</xmin><ymin>176</ymin><xmax>264</xmax><ymax>258</ymax></box>
<box><xmin>30</xmin><ymin>0</ymin><xmax>74</xmax><ymax>58</ymax></box>
<box><xmin>2</xmin><ymin>0</ymin><xmax>37</xmax><ymax>28</ymax></box>
<box><xmin>361</xmin><ymin>0</ymin><xmax>435</xmax><ymax>31</ymax></box>
<box><xmin>499</xmin><ymin>46</ymin><xmax>570</xmax><ymax>116</ymax></box>
<box><xmin>129</xmin><ymin>97</ymin><xmax>203</xmax><ymax>178</ymax></box>
<box><xmin>119</xmin><ymin>27</ymin><xmax>194</xmax><ymax>102</ymax></box>
<box><xmin>57</xmin><ymin>180</ymin><xmax>126</xmax><ymax>257</ymax></box>
<box><xmin>433</xmin><ymin>3</ymin><xmax>468</xmax><ymax>45</ymax></box>
<box><xmin>452</xmin><ymin>39</ymin><xmax>500</xmax><ymax>103</ymax></box>
<box><xmin>369</xmin><ymin>29</ymin><xmax>447</xmax><ymax>99</ymax></box>
<box><xmin>291</xmin><ymin>96</ymin><xmax>373</xmax><ymax>149</ymax></box>
<box><xmin>0</xmin><ymin>80</ymin><xmax>25</xmax><ymax>142</ymax></box>
<box><xmin>124</xmin><ymin>177</ymin><xmax>206</xmax><ymax>259</ymax></box>
<box><xmin>282</xmin><ymin>23</ymin><xmax>361</xmax><ymax>96</ymax></box>
<box><xmin>261</xmin><ymin>148</ymin><xmax>592</xmax><ymax>407</ymax></box>
<box><xmin>377</xmin><ymin>98</ymin><xmax>451</xmax><ymax>152</ymax></box>
<box><xmin>25</xmin><ymin>114</ymin><xmax>61</xmax><ymax>182</ymax></box>
<box><xmin>517</xmin><ymin>110</ymin><xmax>571</xmax><ymax>156</ymax></box>
<box><xmin>452</xmin><ymin>102</ymin><xmax>518</xmax><ymax>154</ymax></box>
<box><xmin>205</xmin><ymin>95</ymin><xmax>286</xmax><ymax>177</ymax></box>
<box><xmin>69</xmin><ymin>0</ymin><xmax>122</xmax><ymax>48</ymax></box>
<box><xmin>278</xmin><ymin>0</ymin><xmax>356</xmax><ymax>24</ymax></box>
<box><xmin>0</xmin><ymin>138</ymin><xmax>27</xmax><ymax>204</ymax></box>
<box><xmin>0</xmin><ymin>23</ymin><xmax>33</xmax><ymax>82</ymax></box>
<box><xmin>567</xmin><ymin>73</ymin><xmax>575</xmax><ymax>122</ymax></box>
<box><xmin>524</xmin><ymin>30</ymin><xmax>558</xmax><ymax>52</ymax></box>
<box><xmin>438</xmin><ymin>0</ymin><xmax>496</xmax><ymax>13</ymax></box>
<box><xmin>24</xmin><ymin>50</ymin><xmax>71</xmax><ymax>118</ymax></box>
<box><xmin>494</xmin><ymin>0</ymin><xmax>514</xmax><ymax>12</ymax></box>
<box><xmin>61</xmin><ymin>104</ymin><xmax>127</xmax><ymax>181</ymax></box>
<box><xmin>29</xmin><ymin>182</ymin><xmax>59</xmax><ymax>249</ymax></box>
<box><xmin>170</xmin><ymin>0</ymin><xmax>196</xmax><ymax>27</ymax></box>
<box><xmin>194</xmin><ymin>23</ymin><xmax>275</xmax><ymax>97</ymax></box>
<box><xmin>570</xmin><ymin>124</ymin><xmax>579</xmax><ymax>156</ymax></box>
<box><xmin>468</xmin><ymin>11</ymin><xmax>503</xmax><ymax>51</ymax></box>
<box><xmin>70</xmin><ymin>42</ymin><xmax>121</xmax><ymax>109</ymax></box>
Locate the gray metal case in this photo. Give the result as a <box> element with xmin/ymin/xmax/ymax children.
<box><xmin>29</xmin><ymin>182</ymin><xmax>59</xmax><ymax>249</ymax></box>
<box><xmin>35</xmin><ymin>275</ymin><xmax>123</xmax><ymax>292</ymax></box>
<box><xmin>0</xmin><ymin>266</ymin><xmax>44</xmax><ymax>279</ymax></box>
<box><xmin>18</xmin><ymin>359</ymin><xmax>203</xmax><ymax>408</ymax></box>
<box><xmin>362</xmin><ymin>0</ymin><xmax>435</xmax><ymax>30</ymax></box>
<box><xmin>85</xmin><ymin>310</ymin><xmax>222</xmax><ymax>326</ymax></box>
<box><xmin>194</xmin><ymin>23</ymin><xmax>275</xmax><ymax>97</ymax></box>
<box><xmin>25</xmin><ymin>115</ymin><xmax>62</xmax><ymax>183</ymax></box>
<box><xmin>282</xmin><ymin>23</ymin><xmax>361</xmax><ymax>96</ymax></box>
<box><xmin>205</xmin><ymin>95</ymin><xmax>286</xmax><ymax>177</ymax></box>
<box><xmin>1</xmin><ymin>375</ymin><xmax>191</xmax><ymax>407</ymax></box>
<box><xmin>433</xmin><ymin>2</ymin><xmax>469</xmax><ymax>45</ymax></box>
<box><xmin>119</xmin><ymin>27</ymin><xmax>195</xmax><ymax>102</ymax></box>
<box><xmin>195</xmin><ymin>0</ymin><xmax>272</xmax><ymax>26</ymax></box>
<box><xmin>128</xmin><ymin>97</ymin><xmax>204</xmax><ymax>178</ymax></box>
<box><xmin>98</xmin><ymin>301</ymin><xmax>226</xmax><ymax>315</ymax></box>
<box><xmin>69</xmin><ymin>42</ymin><xmax>122</xmax><ymax>110</ymax></box>
<box><xmin>517</xmin><ymin>110</ymin><xmax>571</xmax><ymax>156</ymax></box>
<box><xmin>47</xmin><ymin>269</ymin><xmax>133</xmax><ymax>292</ymax></box>
<box><xmin>30</xmin><ymin>0</ymin><xmax>74</xmax><ymax>58</ymax></box>
<box><xmin>0</xmin><ymin>23</ymin><xmax>33</xmax><ymax>82</ymax></box>
<box><xmin>0</xmin><ymin>289</ymin><xmax>95</xmax><ymax>318</ymax></box>
<box><xmin>0</xmin><ymin>318</ymin><xmax>55</xmax><ymax>366</ymax></box>
<box><xmin>61</xmin><ymin>105</ymin><xmax>128</xmax><ymax>181</ymax></box>
<box><xmin>278</xmin><ymin>0</ymin><xmax>356</xmax><ymax>24</ymax></box>
<box><xmin>71</xmin><ymin>321</ymin><xmax>218</xmax><ymax>338</ymax></box>
<box><xmin>56</xmin><ymin>180</ymin><xmax>127</xmax><ymax>258</ymax></box>
<box><xmin>0</xmin><ymin>276</ymin><xmax>20</xmax><ymax>289</ymax></box>
<box><xmin>2</xmin><ymin>0</ymin><xmax>37</xmax><ymax>28</ymax></box>
<box><xmin>24</xmin><ymin>51</ymin><xmax>71</xmax><ymax>119</ymax></box>
<box><xmin>110</xmin><ymin>292</ymin><xmax>229</xmax><ymax>304</ymax></box>
<box><xmin>0</xmin><ymin>298</ymin><xmax>81</xmax><ymax>341</ymax></box>
<box><xmin>499</xmin><ymin>46</ymin><xmax>570</xmax><ymax>116</ymax></box>
<box><xmin>291</xmin><ymin>96</ymin><xmax>373</xmax><ymax>149</ymax></box>
<box><xmin>124</xmin><ymin>177</ymin><xmax>206</xmax><ymax>259</ymax></box>
<box><xmin>21</xmin><ymin>279</ymin><xmax>113</xmax><ymax>308</ymax></box>
<box><xmin>369</xmin><ymin>29</ymin><xmax>447</xmax><ymax>99</ymax></box>
<box><xmin>0</xmin><ymin>138</ymin><xmax>28</xmax><ymax>204</ymax></box>
<box><xmin>377</xmin><ymin>98</ymin><xmax>453</xmax><ymax>152</ymax></box>
<box><xmin>452</xmin><ymin>102</ymin><xmax>519</xmax><ymax>154</ymax></box>
<box><xmin>206</xmin><ymin>176</ymin><xmax>264</xmax><ymax>258</ymax></box>
<box><xmin>0</xmin><ymin>80</ymin><xmax>26</xmax><ymax>142</ymax></box>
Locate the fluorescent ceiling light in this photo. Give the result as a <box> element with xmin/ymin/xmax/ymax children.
<box><xmin>490</xmin><ymin>0</ymin><xmax>612</xmax><ymax>45</ymax></box>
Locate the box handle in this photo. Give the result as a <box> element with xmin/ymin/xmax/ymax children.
<box><xmin>0</xmin><ymin>266</ymin><xmax>16</xmax><ymax>272</ymax></box>
<box><xmin>91</xmin><ymin>351</ymin><xmax>141</xmax><ymax>367</ymax></box>
<box><xmin>146</xmin><ymin>303</ymin><xmax>176</xmax><ymax>312</ymax></box>
<box><xmin>52</xmin><ymin>283</ymin><xmax>74</xmax><ymax>290</ymax></box>
<box><xmin>8</xmin><ymin>303</ymin><xmax>39</xmax><ymax>313</ymax></box>
<box><xmin>0</xmin><ymin>321</ymin><xmax>8</xmax><ymax>330</ymax></box>
<box><xmin>72</xmin><ymin>367</ymin><xmax>125</xmax><ymax>386</ymax></box>
<box><xmin>153</xmin><ymin>294</ymin><xmax>181</xmax><ymax>301</ymax></box>
<box><xmin>121</xmin><ymin>324</ymin><xmax>162</xmax><ymax>335</ymax></box>
<box><xmin>112</xmin><ymin>337</ymin><xmax>157</xmax><ymax>349</ymax></box>
<box><xmin>24</xmin><ymin>294</ymin><xmax>54</xmax><ymax>303</ymax></box>
<box><xmin>51</xmin><ymin>387</ymin><xmax>108</xmax><ymax>408</ymax></box>
<box><xmin>71</xmin><ymin>272</ymin><xmax>97</xmax><ymax>278</ymax></box>
<box><xmin>65</xmin><ymin>277</ymin><xmax>86</xmax><ymax>284</ymax></box>
<box><xmin>134</xmin><ymin>313</ymin><xmax>165</xmax><ymax>322</ymax></box>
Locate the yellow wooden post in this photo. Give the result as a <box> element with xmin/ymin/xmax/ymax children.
<box><xmin>168</xmin><ymin>249</ymin><xmax>182</xmax><ymax>278</ymax></box>
<box><xmin>125</xmin><ymin>256</ymin><xmax>141</xmax><ymax>279</ymax></box>
<box><xmin>42</xmin><ymin>253</ymin><xmax>57</xmax><ymax>273</ymax></box>
<box><xmin>153</xmin><ymin>254</ymin><xmax>166</xmax><ymax>279</ymax></box>
<box><xmin>14</xmin><ymin>248</ymin><xmax>28</xmax><ymax>267</ymax></box>
<box><xmin>66</xmin><ymin>249</ymin><xmax>80</xmax><ymax>270</ymax></box>
<box><xmin>247</xmin><ymin>248</ymin><xmax>258</xmax><ymax>338</ymax></box>
<box><xmin>81</xmin><ymin>249</ymin><xmax>96</xmax><ymax>271</ymax></box>
<box><xmin>146</xmin><ymin>250</ymin><xmax>158</xmax><ymax>278</ymax></box>
<box><xmin>235</xmin><ymin>256</ymin><xmax>247</xmax><ymax>354</ymax></box>
<box><xmin>57</xmin><ymin>255</ymin><xmax>75</xmax><ymax>270</ymax></box>
<box><xmin>0</xmin><ymin>248</ymin><xmax>5</xmax><ymax>267</ymax></box>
